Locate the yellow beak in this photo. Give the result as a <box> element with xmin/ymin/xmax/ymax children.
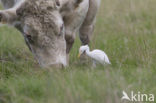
<box><xmin>78</xmin><ymin>53</ymin><xmax>81</xmax><ymax>58</ymax></box>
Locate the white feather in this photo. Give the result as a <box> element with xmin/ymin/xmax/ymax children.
<box><xmin>79</xmin><ymin>45</ymin><xmax>111</xmax><ymax>66</ymax></box>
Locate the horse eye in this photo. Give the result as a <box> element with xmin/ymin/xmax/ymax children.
<box><xmin>56</xmin><ymin>0</ymin><xmax>60</xmax><ymax>7</ymax></box>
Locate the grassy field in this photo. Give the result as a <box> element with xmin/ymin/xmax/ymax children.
<box><xmin>0</xmin><ymin>0</ymin><xmax>156</xmax><ymax>103</ymax></box>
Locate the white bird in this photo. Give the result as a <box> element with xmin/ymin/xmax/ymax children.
<box><xmin>78</xmin><ymin>45</ymin><xmax>111</xmax><ymax>67</ymax></box>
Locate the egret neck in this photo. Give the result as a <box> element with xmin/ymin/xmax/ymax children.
<box><xmin>85</xmin><ymin>48</ymin><xmax>92</xmax><ymax>58</ymax></box>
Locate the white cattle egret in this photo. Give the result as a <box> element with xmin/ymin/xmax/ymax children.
<box><xmin>78</xmin><ymin>45</ymin><xmax>111</xmax><ymax>67</ymax></box>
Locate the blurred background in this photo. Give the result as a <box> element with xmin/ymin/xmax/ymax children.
<box><xmin>0</xmin><ymin>0</ymin><xmax>156</xmax><ymax>103</ymax></box>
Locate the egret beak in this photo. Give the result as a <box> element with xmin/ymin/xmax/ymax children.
<box><xmin>78</xmin><ymin>53</ymin><xmax>81</xmax><ymax>58</ymax></box>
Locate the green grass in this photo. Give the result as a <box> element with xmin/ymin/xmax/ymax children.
<box><xmin>0</xmin><ymin>0</ymin><xmax>156</xmax><ymax>103</ymax></box>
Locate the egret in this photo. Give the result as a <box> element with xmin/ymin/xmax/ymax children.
<box><xmin>78</xmin><ymin>45</ymin><xmax>111</xmax><ymax>67</ymax></box>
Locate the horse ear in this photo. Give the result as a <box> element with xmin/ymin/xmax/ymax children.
<box><xmin>55</xmin><ymin>0</ymin><xmax>60</xmax><ymax>7</ymax></box>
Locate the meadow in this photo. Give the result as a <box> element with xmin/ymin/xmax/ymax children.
<box><xmin>0</xmin><ymin>0</ymin><xmax>156</xmax><ymax>103</ymax></box>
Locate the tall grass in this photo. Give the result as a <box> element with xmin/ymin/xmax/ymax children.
<box><xmin>0</xmin><ymin>0</ymin><xmax>156</xmax><ymax>103</ymax></box>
